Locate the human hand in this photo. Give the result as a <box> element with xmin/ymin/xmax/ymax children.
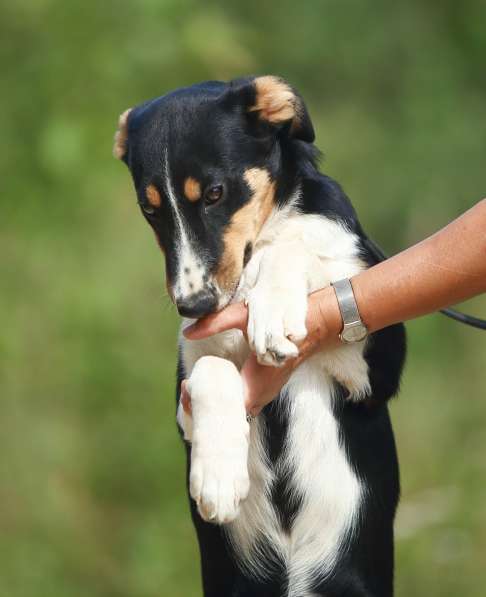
<box><xmin>181</xmin><ymin>287</ymin><xmax>342</xmax><ymax>416</ymax></box>
<box><xmin>181</xmin><ymin>303</ymin><xmax>294</xmax><ymax>415</ymax></box>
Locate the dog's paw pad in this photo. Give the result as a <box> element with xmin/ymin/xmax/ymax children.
<box><xmin>257</xmin><ymin>335</ymin><xmax>299</xmax><ymax>366</ymax></box>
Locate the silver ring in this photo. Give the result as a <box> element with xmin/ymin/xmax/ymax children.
<box><xmin>246</xmin><ymin>414</ymin><xmax>254</xmax><ymax>423</ymax></box>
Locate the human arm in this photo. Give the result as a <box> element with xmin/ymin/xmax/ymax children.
<box><xmin>351</xmin><ymin>198</ymin><xmax>486</xmax><ymax>333</ymax></box>
<box><xmin>184</xmin><ymin>198</ymin><xmax>486</xmax><ymax>414</ymax></box>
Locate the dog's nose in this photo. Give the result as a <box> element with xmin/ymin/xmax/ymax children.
<box><xmin>176</xmin><ymin>290</ymin><xmax>218</xmax><ymax>319</ymax></box>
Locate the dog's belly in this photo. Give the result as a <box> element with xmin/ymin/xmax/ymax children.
<box><xmin>226</xmin><ymin>359</ymin><xmax>363</xmax><ymax>597</ymax></box>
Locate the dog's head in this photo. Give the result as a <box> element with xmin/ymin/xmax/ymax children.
<box><xmin>114</xmin><ymin>76</ymin><xmax>314</xmax><ymax>318</ymax></box>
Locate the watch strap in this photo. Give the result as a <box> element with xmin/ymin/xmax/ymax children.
<box><xmin>331</xmin><ymin>278</ymin><xmax>368</xmax><ymax>343</ymax></box>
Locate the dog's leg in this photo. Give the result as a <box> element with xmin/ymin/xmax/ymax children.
<box><xmin>245</xmin><ymin>233</ymin><xmax>371</xmax><ymax>399</ymax></box>
<box><xmin>245</xmin><ymin>241</ymin><xmax>311</xmax><ymax>367</ymax></box>
<box><xmin>178</xmin><ymin>355</ymin><xmax>250</xmax><ymax>524</ymax></box>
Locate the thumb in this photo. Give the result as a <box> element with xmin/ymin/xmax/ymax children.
<box><xmin>241</xmin><ymin>353</ymin><xmax>293</xmax><ymax>416</ymax></box>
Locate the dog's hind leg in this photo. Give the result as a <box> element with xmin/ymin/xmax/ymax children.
<box><xmin>178</xmin><ymin>355</ymin><xmax>250</xmax><ymax>524</ymax></box>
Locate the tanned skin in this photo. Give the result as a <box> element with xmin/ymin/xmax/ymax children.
<box><xmin>183</xmin><ymin>198</ymin><xmax>486</xmax><ymax>415</ymax></box>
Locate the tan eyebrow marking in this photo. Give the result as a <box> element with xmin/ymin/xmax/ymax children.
<box><xmin>146</xmin><ymin>184</ymin><xmax>161</xmax><ymax>207</ymax></box>
<box><xmin>184</xmin><ymin>177</ymin><xmax>202</xmax><ymax>202</ymax></box>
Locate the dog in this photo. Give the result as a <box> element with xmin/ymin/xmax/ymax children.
<box><xmin>114</xmin><ymin>76</ymin><xmax>406</xmax><ymax>597</ymax></box>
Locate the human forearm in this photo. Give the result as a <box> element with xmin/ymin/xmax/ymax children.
<box><xmin>308</xmin><ymin>198</ymin><xmax>486</xmax><ymax>342</ymax></box>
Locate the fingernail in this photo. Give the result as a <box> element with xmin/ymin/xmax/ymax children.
<box><xmin>183</xmin><ymin>324</ymin><xmax>196</xmax><ymax>337</ymax></box>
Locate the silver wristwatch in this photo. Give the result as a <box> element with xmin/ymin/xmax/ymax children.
<box><xmin>331</xmin><ymin>278</ymin><xmax>368</xmax><ymax>343</ymax></box>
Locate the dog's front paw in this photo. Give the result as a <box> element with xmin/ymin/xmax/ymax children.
<box><xmin>190</xmin><ymin>437</ymin><xmax>250</xmax><ymax>524</ymax></box>
<box><xmin>246</xmin><ymin>283</ymin><xmax>308</xmax><ymax>367</ymax></box>
<box><xmin>186</xmin><ymin>357</ymin><xmax>250</xmax><ymax>524</ymax></box>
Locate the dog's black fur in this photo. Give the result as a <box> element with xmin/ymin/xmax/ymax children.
<box><xmin>116</xmin><ymin>76</ymin><xmax>406</xmax><ymax>597</ymax></box>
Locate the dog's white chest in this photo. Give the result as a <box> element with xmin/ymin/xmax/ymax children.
<box><xmin>226</xmin><ymin>360</ymin><xmax>363</xmax><ymax>596</ymax></box>
<box><xmin>179</xmin><ymin>211</ymin><xmax>368</xmax><ymax>596</ymax></box>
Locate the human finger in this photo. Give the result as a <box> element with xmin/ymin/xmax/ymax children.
<box><xmin>183</xmin><ymin>302</ymin><xmax>248</xmax><ymax>340</ymax></box>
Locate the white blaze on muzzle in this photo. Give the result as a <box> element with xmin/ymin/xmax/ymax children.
<box><xmin>163</xmin><ymin>149</ymin><xmax>209</xmax><ymax>301</ymax></box>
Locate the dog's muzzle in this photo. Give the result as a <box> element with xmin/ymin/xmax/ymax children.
<box><xmin>176</xmin><ymin>289</ymin><xmax>218</xmax><ymax>319</ymax></box>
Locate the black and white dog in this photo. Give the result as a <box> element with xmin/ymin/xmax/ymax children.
<box><xmin>114</xmin><ymin>76</ymin><xmax>406</xmax><ymax>597</ymax></box>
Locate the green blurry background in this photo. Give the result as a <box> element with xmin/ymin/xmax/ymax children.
<box><xmin>1</xmin><ymin>1</ymin><xmax>485</xmax><ymax>595</ymax></box>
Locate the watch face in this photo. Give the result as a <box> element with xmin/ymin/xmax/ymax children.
<box><xmin>342</xmin><ymin>324</ymin><xmax>367</xmax><ymax>343</ymax></box>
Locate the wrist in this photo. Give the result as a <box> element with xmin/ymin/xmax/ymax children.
<box><xmin>302</xmin><ymin>285</ymin><xmax>343</xmax><ymax>356</ymax></box>
<box><xmin>331</xmin><ymin>278</ymin><xmax>368</xmax><ymax>342</ymax></box>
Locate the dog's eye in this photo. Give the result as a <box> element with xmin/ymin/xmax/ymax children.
<box><xmin>141</xmin><ymin>203</ymin><xmax>155</xmax><ymax>215</ymax></box>
<box><xmin>204</xmin><ymin>184</ymin><xmax>223</xmax><ymax>205</ymax></box>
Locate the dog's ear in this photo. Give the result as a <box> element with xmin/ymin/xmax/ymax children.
<box><xmin>113</xmin><ymin>108</ymin><xmax>132</xmax><ymax>162</ymax></box>
<box><xmin>228</xmin><ymin>76</ymin><xmax>315</xmax><ymax>143</ymax></box>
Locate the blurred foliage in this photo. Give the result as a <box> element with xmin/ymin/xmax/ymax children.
<box><xmin>1</xmin><ymin>1</ymin><xmax>485</xmax><ymax>596</ymax></box>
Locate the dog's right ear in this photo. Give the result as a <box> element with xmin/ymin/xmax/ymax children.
<box><xmin>113</xmin><ymin>108</ymin><xmax>132</xmax><ymax>162</ymax></box>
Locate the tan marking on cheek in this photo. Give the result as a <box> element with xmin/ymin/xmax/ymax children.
<box><xmin>113</xmin><ymin>108</ymin><xmax>132</xmax><ymax>159</ymax></box>
<box><xmin>146</xmin><ymin>184</ymin><xmax>162</xmax><ymax>207</ymax></box>
<box><xmin>249</xmin><ymin>76</ymin><xmax>296</xmax><ymax>124</ymax></box>
<box><xmin>184</xmin><ymin>177</ymin><xmax>202</xmax><ymax>202</ymax></box>
<box><xmin>214</xmin><ymin>167</ymin><xmax>276</xmax><ymax>292</ymax></box>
